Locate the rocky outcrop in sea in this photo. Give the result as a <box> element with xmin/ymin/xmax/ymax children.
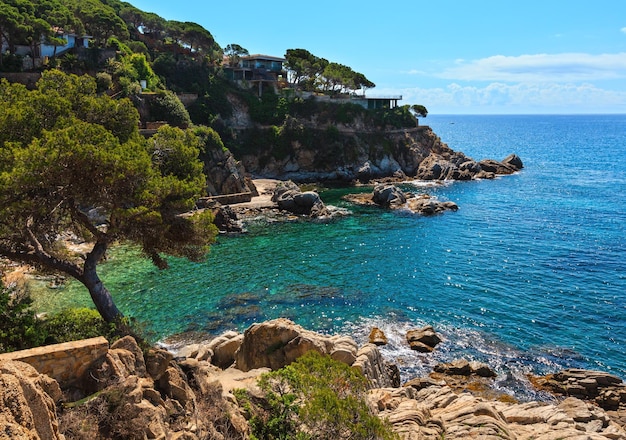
<box><xmin>344</xmin><ymin>183</ymin><xmax>459</xmax><ymax>215</ymax></box>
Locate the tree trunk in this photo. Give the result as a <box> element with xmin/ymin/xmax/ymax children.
<box><xmin>81</xmin><ymin>265</ymin><xmax>122</xmax><ymax>323</ymax></box>
<box><xmin>80</xmin><ymin>240</ymin><xmax>122</xmax><ymax>323</ymax></box>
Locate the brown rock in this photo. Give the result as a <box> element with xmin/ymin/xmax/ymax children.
<box><xmin>406</xmin><ymin>325</ymin><xmax>442</xmax><ymax>352</ymax></box>
<box><xmin>353</xmin><ymin>344</ymin><xmax>399</xmax><ymax>389</ymax></box>
<box><xmin>145</xmin><ymin>347</ymin><xmax>174</xmax><ymax>381</ymax></box>
<box><xmin>434</xmin><ymin>359</ymin><xmax>497</xmax><ymax>378</ymax></box>
<box><xmin>0</xmin><ymin>360</ymin><xmax>63</xmax><ymax>440</ymax></box>
<box><xmin>369</xmin><ymin>327</ymin><xmax>388</xmax><ymax>346</ymax></box>
<box><xmin>209</xmin><ymin>332</ymin><xmax>243</xmax><ymax>369</ymax></box>
<box><xmin>233</xmin><ymin>318</ymin><xmax>357</xmax><ymax>372</ymax></box>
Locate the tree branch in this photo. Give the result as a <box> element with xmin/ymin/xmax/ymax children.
<box><xmin>22</xmin><ymin>217</ymin><xmax>83</xmax><ymax>279</ymax></box>
<box><xmin>68</xmin><ymin>199</ymin><xmax>105</xmax><ymax>240</ymax></box>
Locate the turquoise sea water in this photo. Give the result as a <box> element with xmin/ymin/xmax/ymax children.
<box><xmin>36</xmin><ymin>114</ymin><xmax>626</xmax><ymax>398</ymax></box>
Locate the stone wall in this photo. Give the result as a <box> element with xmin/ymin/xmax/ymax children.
<box><xmin>0</xmin><ymin>336</ymin><xmax>109</xmax><ymax>388</ymax></box>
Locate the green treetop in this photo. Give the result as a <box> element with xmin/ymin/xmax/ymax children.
<box><xmin>0</xmin><ymin>70</ymin><xmax>217</xmax><ymax>323</ymax></box>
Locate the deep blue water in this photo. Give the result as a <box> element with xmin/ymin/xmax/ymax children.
<box><xmin>36</xmin><ymin>114</ymin><xmax>626</xmax><ymax>398</ymax></box>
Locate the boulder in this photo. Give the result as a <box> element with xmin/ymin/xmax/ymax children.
<box><xmin>145</xmin><ymin>347</ymin><xmax>174</xmax><ymax>381</ymax></box>
<box><xmin>85</xmin><ymin>335</ymin><xmax>149</xmax><ymax>391</ymax></box>
<box><xmin>533</xmin><ymin>368</ymin><xmax>626</xmax><ymax>411</ymax></box>
<box><xmin>233</xmin><ymin>318</ymin><xmax>359</xmax><ymax>372</ymax></box>
<box><xmin>415</xmin><ymin>152</ymin><xmax>479</xmax><ymax>181</ymax></box>
<box><xmin>272</xmin><ymin>181</ymin><xmax>329</xmax><ymax>217</ymax></box>
<box><xmin>434</xmin><ymin>359</ymin><xmax>497</xmax><ymax>378</ymax></box>
<box><xmin>209</xmin><ymin>332</ymin><xmax>244</xmax><ymax>369</ymax></box>
<box><xmin>369</xmin><ymin>327</ymin><xmax>388</xmax><ymax>346</ymax></box>
<box><xmin>502</xmin><ymin>153</ymin><xmax>524</xmax><ymax>170</ymax></box>
<box><xmin>478</xmin><ymin>159</ymin><xmax>519</xmax><ymax>175</ymax></box>
<box><xmin>372</xmin><ymin>183</ymin><xmax>407</xmax><ymax>207</ymax></box>
<box><xmin>0</xmin><ymin>360</ymin><xmax>63</xmax><ymax>440</ymax></box>
<box><xmin>159</xmin><ymin>366</ymin><xmax>196</xmax><ymax>410</ymax></box>
<box><xmin>196</xmin><ymin>199</ymin><xmax>244</xmax><ymax>233</ymax></box>
<box><xmin>406</xmin><ymin>325</ymin><xmax>442</xmax><ymax>352</ymax></box>
<box><xmin>406</xmin><ymin>194</ymin><xmax>458</xmax><ymax>215</ymax></box>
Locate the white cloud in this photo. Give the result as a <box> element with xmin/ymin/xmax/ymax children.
<box><xmin>621</xmin><ymin>27</ymin><xmax>626</xmax><ymax>34</ymax></box>
<box><xmin>375</xmin><ymin>82</ymin><xmax>626</xmax><ymax>114</ymax></box>
<box><xmin>437</xmin><ymin>53</ymin><xmax>626</xmax><ymax>82</ymax></box>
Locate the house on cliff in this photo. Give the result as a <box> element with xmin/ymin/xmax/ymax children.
<box><xmin>2</xmin><ymin>28</ymin><xmax>92</xmax><ymax>69</ymax></box>
<box><xmin>224</xmin><ymin>54</ymin><xmax>287</xmax><ymax>96</ymax></box>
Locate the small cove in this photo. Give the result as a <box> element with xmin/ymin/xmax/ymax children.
<box><xmin>32</xmin><ymin>114</ymin><xmax>626</xmax><ymax>396</ymax></box>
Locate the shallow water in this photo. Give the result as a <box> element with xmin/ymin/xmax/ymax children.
<box><xmin>33</xmin><ymin>114</ymin><xmax>626</xmax><ymax>397</ymax></box>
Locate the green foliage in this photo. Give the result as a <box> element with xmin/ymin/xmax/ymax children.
<box><xmin>95</xmin><ymin>71</ymin><xmax>113</xmax><ymax>93</ymax></box>
<box><xmin>246</xmin><ymin>90</ymin><xmax>289</xmax><ymax>125</ymax></box>
<box><xmin>0</xmin><ymin>70</ymin><xmax>217</xmax><ymax>322</ymax></box>
<box><xmin>186</xmin><ymin>75</ymin><xmax>234</xmax><ymax>123</ymax></box>
<box><xmin>371</xmin><ymin>105</ymin><xmax>419</xmax><ymax>129</ymax></box>
<box><xmin>411</xmin><ymin>104</ymin><xmax>428</xmax><ymax>118</ymax></box>
<box><xmin>240</xmin><ymin>351</ymin><xmax>398</xmax><ymax>440</ymax></box>
<box><xmin>42</xmin><ymin>308</ymin><xmax>116</xmax><ymax>344</ymax></box>
<box><xmin>0</xmin><ymin>281</ymin><xmax>44</xmax><ymax>352</ymax></box>
<box><xmin>193</xmin><ymin>125</ymin><xmax>227</xmax><ymax>153</ymax></box>
<box><xmin>150</xmin><ymin>90</ymin><xmax>192</xmax><ymax>128</ymax></box>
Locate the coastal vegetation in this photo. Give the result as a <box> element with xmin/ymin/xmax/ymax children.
<box><xmin>236</xmin><ymin>351</ymin><xmax>398</xmax><ymax>440</ymax></box>
<box><xmin>0</xmin><ymin>70</ymin><xmax>217</xmax><ymax>323</ymax></box>
<box><xmin>0</xmin><ymin>0</ymin><xmax>431</xmax><ymax>326</ymax></box>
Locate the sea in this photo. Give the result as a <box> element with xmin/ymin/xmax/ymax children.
<box><xmin>34</xmin><ymin>114</ymin><xmax>626</xmax><ymax>400</ymax></box>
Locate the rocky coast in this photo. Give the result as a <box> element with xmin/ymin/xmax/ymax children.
<box><xmin>1</xmin><ymin>318</ymin><xmax>625</xmax><ymax>439</ymax></box>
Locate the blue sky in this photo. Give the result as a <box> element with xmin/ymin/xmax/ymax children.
<box><xmin>130</xmin><ymin>0</ymin><xmax>626</xmax><ymax>114</ymax></box>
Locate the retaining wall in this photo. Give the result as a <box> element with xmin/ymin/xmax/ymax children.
<box><xmin>0</xmin><ymin>336</ymin><xmax>109</xmax><ymax>388</ymax></box>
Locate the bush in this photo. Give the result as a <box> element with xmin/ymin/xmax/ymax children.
<box><xmin>95</xmin><ymin>72</ymin><xmax>112</xmax><ymax>93</ymax></box>
<box><xmin>237</xmin><ymin>351</ymin><xmax>398</xmax><ymax>440</ymax></box>
<box><xmin>150</xmin><ymin>90</ymin><xmax>192</xmax><ymax>128</ymax></box>
<box><xmin>0</xmin><ymin>281</ymin><xmax>45</xmax><ymax>352</ymax></box>
<box><xmin>42</xmin><ymin>308</ymin><xmax>116</xmax><ymax>344</ymax></box>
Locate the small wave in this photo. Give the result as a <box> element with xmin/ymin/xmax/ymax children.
<box><xmin>343</xmin><ymin>316</ymin><xmax>573</xmax><ymax>402</ymax></box>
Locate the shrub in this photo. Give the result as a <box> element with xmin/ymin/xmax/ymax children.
<box><xmin>150</xmin><ymin>90</ymin><xmax>192</xmax><ymax>128</ymax></box>
<box><xmin>95</xmin><ymin>72</ymin><xmax>112</xmax><ymax>93</ymax></box>
<box><xmin>238</xmin><ymin>351</ymin><xmax>398</xmax><ymax>440</ymax></box>
<box><xmin>0</xmin><ymin>281</ymin><xmax>45</xmax><ymax>352</ymax></box>
<box><xmin>42</xmin><ymin>308</ymin><xmax>116</xmax><ymax>344</ymax></box>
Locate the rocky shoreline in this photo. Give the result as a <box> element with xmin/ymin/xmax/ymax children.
<box><xmin>2</xmin><ymin>318</ymin><xmax>624</xmax><ymax>439</ymax></box>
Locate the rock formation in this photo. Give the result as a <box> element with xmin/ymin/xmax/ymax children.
<box><xmin>201</xmin><ymin>143</ymin><xmax>257</xmax><ymax>197</ymax></box>
<box><xmin>533</xmin><ymin>368</ymin><xmax>626</xmax><ymax>412</ymax></box>
<box><xmin>195</xmin><ymin>198</ymin><xmax>245</xmax><ymax>233</ymax></box>
<box><xmin>433</xmin><ymin>358</ymin><xmax>497</xmax><ymax>378</ymax></box>
<box><xmin>371</xmin><ymin>384</ymin><xmax>625</xmax><ymax>439</ymax></box>
<box><xmin>345</xmin><ymin>184</ymin><xmax>459</xmax><ymax>215</ymax></box>
<box><xmin>369</xmin><ymin>327</ymin><xmax>388</xmax><ymax>346</ymax></box>
<box><xmin>406</xmin><ymin>325</ymin><xmax>443</xmax><ymax>352</ymax></box>
<box><xmin>225</xmin><ymin>110</ymin><xmax>523</xmax><ymax>183</ymax></box>
<box><xmin>0</xmin><ymin>360</ymin><xmax>63</xmax><ymax>440</ymax></box>
<box><xmin>2</xmin><ymin>321</ymin><xmax>624</xmax><ymax>439</ymax></box>
<box><xmin>416</xmin><ymin>151</ymin><xmax>523</xmax><ymax>181</ymax></box>
<box><xmin>271</xmin><ymin>180</ymin><xmax>330</xmax><ymax>217</ymax></box>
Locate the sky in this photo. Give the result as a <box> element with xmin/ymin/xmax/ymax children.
<box><xmin>129</xmin><ymin>0</ymin><xmax>626</xmax><ymax>114</ymax></box>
